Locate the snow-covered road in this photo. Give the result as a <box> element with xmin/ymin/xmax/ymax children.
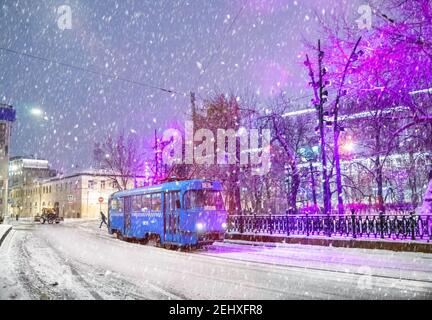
<box><xmin>1</xmin><ymin>219</ymin><xmax>431</xmax><ymax>300</ymax></box>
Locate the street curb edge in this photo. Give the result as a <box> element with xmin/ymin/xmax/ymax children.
<box><xmin>0</xmin><ymin>225</ymin><xmax>12</xmax><ymax>248</ymax></box>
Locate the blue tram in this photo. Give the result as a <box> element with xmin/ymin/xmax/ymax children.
<box><xmin>108</xmin><ymin>179</ymin><xmax>228</xmax><ymax>247</ymax></box>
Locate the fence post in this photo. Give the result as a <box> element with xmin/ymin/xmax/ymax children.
<box><xmin>379</xmin><ymin>211</ymin><xmax>385</xmax><ymax>239</ymax></box>
<box><xmin>327</xmin><ymin>214</ymin><xmax>332</xmax><ymax>238</ymax></box>
<box><xmin>306</xmin><ymin>213</ymin><xmax>309</xmax><ymax>236</ymax></box>
<box><xmin>351</xmin><ymin>209</ymin><xmax>356</xmax><ymax>239</ymax></box>
<box><xmin>285</xmin><ymin>209</ymin><xmax>290</xmax><ymax>236</ymax></box>
<box><xmin>269</xmin><ymin>213</ymin><xmax>273</xmax><ymax>235</ymax></box>
<box><xmin>254</xmin><ymin>212</ymin><xmax>257</xmax><ymax>234</ymax></box>
<box><xmin>428</xmin><ymin>215</ymin><xmax>432</xmax><ymax>242</ymax></box>
<box><xmin>410</xmin><ymin>212</ymin><xmax>416</xmax><ymax>241</ymax></box>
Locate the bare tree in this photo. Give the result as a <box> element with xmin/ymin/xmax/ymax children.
<box><xmin>94</xmin><ymin>131</ymin><xmax>144</xmax><ymax>191</ymax></box>
<box><xmin>260</xmin><ymin>95</ymin><xmax>315</xmax><ymax>213</ymax></box>
<box><xmin>190</xmin><ymin>93</ymin><xmax>243</xmax><ymax>214</ymax></box>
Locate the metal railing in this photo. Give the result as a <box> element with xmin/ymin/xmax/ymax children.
<box><xmin>227</xmin><ymin>211</ymin><xmax>432</xmax><ymax>241</ymax></box>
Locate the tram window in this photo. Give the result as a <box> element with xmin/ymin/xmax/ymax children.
<box><xmin>184</xmin><ymin>190</ymin><xmax>224</xmax><ymax>210</ymax></box>
<box><xmin>110</xmin><ymin>198</ymin><xmax>124</xmax><ymax>212</ymax></box>
<box><xmin>142</xmin><ymin>194</ymin><xmax>151</xmax><ymax>211</ymax></box>
<box><xmin>132</xmin><ymin>195</ymin><xmax>142</xmax><ymax>211</ymax></box>
<box><xmin>169</xmin><ymin>192</ymin><xmax>181</xmax><ymax>211</ymax></box>
<box><xmin>111</xmin><ymin>199</ymin><xmax>116</xmax><ymax>211</ymax></box>
<box><xmin>151</xmin><ymin>193</ymin><xmax>161</xmax><ymax>211</ymax></box>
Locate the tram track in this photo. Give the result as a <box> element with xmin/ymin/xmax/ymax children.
<box><xmin>196</xmin><ymin>242</ymin><xmax>432</xmax><ymax>285</ymax></box>
<box><xmin>56</xmin><ymin>220</ymin><xmax>432</xmax><ymax>298</ymax></box>
<box><xmin>3</xmin><ymin>220</ymin><xmax>431</xmax><ymax>299</ymax></box>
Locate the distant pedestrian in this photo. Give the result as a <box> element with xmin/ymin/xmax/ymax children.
<box><xmin>15</xmin><ymin>214</ymin><xmax>19</xmax><ymax>221</ymax></box>
<box><xmin>99</xmin><ymin>211</ymin><xmax>107</xmax><ymax>228</ymax></box>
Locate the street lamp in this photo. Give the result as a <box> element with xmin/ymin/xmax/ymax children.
<box><xmin>341</xmin><ymin>136</ymin><xmax>355</xmax><ymax>153</ymax></box>
<box><xmin>30</xmin><ymin>107</ymin><xmax>43</xmax><ymax>117</ymax></box>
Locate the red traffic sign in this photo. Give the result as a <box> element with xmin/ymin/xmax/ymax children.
<box><xmin>98</xmin><ymin>197</ymin><xmax>104</xmax><ymax>203</ymax></box>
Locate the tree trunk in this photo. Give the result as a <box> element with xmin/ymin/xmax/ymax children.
<box><xmin>289</xmin><ymin>162</ymin><xmax>300</xmax><ymax>213</ymax></box>
<box><xmin>419</xmin><ymin>169</ymin><xmax>432</xmax><ymax>214</ymax></box>
<box><xmin>375</xmin><ymin>157</ymin><xmax>385</xmax><ymax>212</ymax></box>
<box><xmin>333</xmin><ymin>128</ymin><xmax>344</xmax><ymax>215</ymax></box>
<box><xmin>309</xmin><ymin>161</ymin><xmax>318</xmax><ymax>207</ymax></box>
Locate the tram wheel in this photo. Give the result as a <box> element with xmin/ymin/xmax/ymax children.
<box><xmin>147</xmin><ymin>234</ymin><xmax>161</xmax><ymax>247</ymax></box>
<box><xmin>116</xmin><ymin>231</ymin><xmax>124</xmax><ymax>241</ymax></box>
<box><xmin>164</xmin><ymin>243</ymin><xmax>178</xmax><ymax>250</ymax></box>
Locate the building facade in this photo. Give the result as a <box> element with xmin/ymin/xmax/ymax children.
<box><xmin>8</xmin><ymin>156</ymin><xmax>57</xmax><ymax>216</ymax></box>
<box><xmin>9</xmin><ymin>171</ymin><xmax>142</xmax><ymax>219</ymax></box>
<box><xmin>0</xmin><ymin>104</ymin><xmax>16</xmax><ymax>218</ymax></box>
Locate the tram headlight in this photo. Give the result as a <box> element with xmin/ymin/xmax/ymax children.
<box><xmin>196</xmin><ymin>222</ymin><xmax>204</xmax><ymax>231</ymax></box>
<box><xmin>221</xmin><ymin>222</ymin><xmax>227</xmax><ymax>229</ymax></box>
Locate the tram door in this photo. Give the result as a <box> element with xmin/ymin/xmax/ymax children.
<box><xmin>124</xmin><ymin>197</ymin><xmax>132</xmax><ymax>237</ymax></box>
<box><xmin>164</xmin><ymin>191</ymin><xmax>181</xmax><ymax>243</ymax></box>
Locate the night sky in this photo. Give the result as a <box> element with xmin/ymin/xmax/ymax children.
<box><xmin>0</xmin><ymin>0</ymin><xmax>361</xmax><ymax>173</ymax></box>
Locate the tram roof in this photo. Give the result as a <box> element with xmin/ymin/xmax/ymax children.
<box><xmin>110</xmin><ymin>179</ymin><xmax>223</xmax><ymax>198</ymax></box>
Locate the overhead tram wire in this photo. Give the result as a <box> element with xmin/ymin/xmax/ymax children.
<box><xmin>193</xmin><ymin>2</ymin><xmax>247</xmax><ymax>90</ymax></box>
<box><xmin>0</xmin><ymin>46</ymin><xmax>187</xmax><ymax>97</ymax></box>
<box><xmin>0</xmin><ymin>46</ymin><xmax>314</xmax><ymax>105</ymax></box>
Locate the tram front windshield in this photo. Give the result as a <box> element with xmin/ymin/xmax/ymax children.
<box><xmin>184</xmin><ymin>190</ymin><xmax>225</xmax><ymax>211</ymax></box>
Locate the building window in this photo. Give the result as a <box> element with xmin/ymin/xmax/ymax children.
<box><xmin>88</xmin><ymin>180</ymin><xmax>96</xmax><ymax>189</ymax></box>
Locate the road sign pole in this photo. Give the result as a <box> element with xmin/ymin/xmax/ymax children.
<box><xmin>98</xmin><ymin>197</ymin><xmax>104</xmax><ymax>214</ymax></box>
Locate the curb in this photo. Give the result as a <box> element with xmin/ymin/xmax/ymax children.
<box><xmin>225</xmin><ymin>233</ymin><xmax>432</xmax><ymax>254</ymax></box>
<box><xmin>0</xmin><ymin>225</ymin><xmax>12</xmax><ymax>248</ymax></box>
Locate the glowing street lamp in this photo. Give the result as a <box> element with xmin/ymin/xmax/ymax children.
<box><xmin>341</xmin><ymin>136</ymin><xmax>355</xmax><ymax>154</ymax></box>
<box><xmin>342</xmin><ymin>141</ymin><xmax>355</xmax><ymax>153</ymax></box>
<box><xmin>30</xmin><ymin>107</ymin><xmax>43</xmax><ymax>117</ymax></box>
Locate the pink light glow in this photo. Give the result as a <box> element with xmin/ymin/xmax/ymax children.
<box><xmin>342</xmin><ymin>141</ymin><xmax>355</xmax><ymax>153</ymax></box>
<box><xmin>250</xmin><ymin>60</ymin><xmax>290</xmax><ymax>96</ymax></box>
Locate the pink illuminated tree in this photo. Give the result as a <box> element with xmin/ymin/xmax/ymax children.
<box><xmin>312</xmin><ymin>0</ymin><xmax>432</xmax><ymax>211</ymax></box>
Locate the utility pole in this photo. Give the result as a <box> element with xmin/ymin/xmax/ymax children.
<box><xmin>317</xmin><ymin>40</ymin><xmax>331</xmax><ymax>215</ymax></box>
<box><xmin>305</xmin><ymin>40</ymin><xmax>331</xmax><ymax>215</ymax></box>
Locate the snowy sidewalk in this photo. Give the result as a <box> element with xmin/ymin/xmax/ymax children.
<box><xmin>226</xmin><ymin>232</ymin><xmax>432</xmax><ymax>253</ymax></box>
<box><xmin>0</xmin><ymin>224</ymin><xmax>12</xmax><ymax>247</ymax></box>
